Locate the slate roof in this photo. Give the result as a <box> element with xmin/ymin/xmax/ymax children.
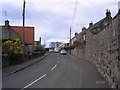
<box><xmin>88</xmin><ymin>15</ymin><xmax>112</xmax><ymax>31</ymax></box>
<box><xmin>88</xmin><ymin>17</ymin><xmax>106</xmax><ymax>30</ymax></box>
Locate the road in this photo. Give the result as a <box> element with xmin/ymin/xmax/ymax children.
<box><xmin>3</xmin><ymin>53</ymin><xmax>110</xmax><ymax>89</ymax></box>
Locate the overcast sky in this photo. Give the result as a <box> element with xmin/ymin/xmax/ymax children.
<box><xmin>0</xmin><ymin>0</ymin><xmax>120</xmax><ymax>47</ymax></box>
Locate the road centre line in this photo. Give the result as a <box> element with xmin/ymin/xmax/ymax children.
<box><xmin>51</xmin><ymin>64</ymin><xmax>57</xmax><ymax>71</ymax></box>
<box><xmin>57</xmin><ymin>61</ymin><xmax>59</xmax><ymax>64</ymax></box>
<box><xmin>21</xmin><ymin>74</ymin><xmax>47</xmax><ymax>90</ymax></box>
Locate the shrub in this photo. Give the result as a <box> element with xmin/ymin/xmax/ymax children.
<box><xmin>2</xmin><ymin>38</ymin><xmax>23</xmax><ymax>64</ymax></box>
<box><xmin>2</xmin><ymin>38</ymin><xmax>22</xmax><ymax>55</ymax></box>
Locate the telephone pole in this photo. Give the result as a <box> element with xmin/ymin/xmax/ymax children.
<box><xmin>70</xmin><ymin>27</ymin><xmax>71</xmax><ymax>54</ymax></box>
<box><xmin>22</xmin><ymin>0</ymin><xmax>26</xmax><ymax>61</ymax></box>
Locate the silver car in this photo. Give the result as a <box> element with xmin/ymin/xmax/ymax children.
<box><xmin>49</xmin><ymin>49</ymin><xmax>54</xmax><ymax>53</ymax></box>
<box><xmin>60</xmin><ymin>49</ymin><xmax>66</xmax><ymax>55</ymax></box>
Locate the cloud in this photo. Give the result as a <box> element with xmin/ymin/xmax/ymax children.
<box><xmin>71</xmin><ymin>1</ymin><xmax>119</xmax><ymax>33</ymax></box>
<box><xmin>1</xmin><ymin>0</ymin><xmax>119</xmax><ymax>47</ymax></box>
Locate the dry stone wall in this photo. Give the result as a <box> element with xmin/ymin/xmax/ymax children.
<box><xmin>72</xmin><ymin>12</ymin><xmax>120</xmax><ymax>89</ymax></box>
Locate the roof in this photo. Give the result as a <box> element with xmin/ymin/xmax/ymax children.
<box><xmin>88</xmin><ymin>17</ymin><xmax>106</xmax><ymax>30</ymax></box>
<box><xmin>0</xmin><ymin>25</ymin><xmax>3</xmax><ymax>28</ymax></box>
<box><xmin>88</xmin><ymin>15</ymin><xmax>112</xmax><ymax>31</ymax></box>
<box><xmin>113</xmin><ymin>9</ymin><xmax>120</xmax><ymax>19</ymax></box>
<box><xmin>72</xmin><ymin>32</ymin><xmax>83</xmax><ymax>40</ymax></box>
<box><xmin>11</xmin><ymin>26</ymin><xmax>34</xmax><ymax>44</ymax></box>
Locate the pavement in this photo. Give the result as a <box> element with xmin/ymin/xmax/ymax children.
<box><xmin>68</xmin><ymin>53</ymin><xmax>110</xmax><ymax>88</ymax></box>
<box><xmin>2</xmin><ymin>53</ymin><xmax>48</xmax><ymax>77</ymax></box>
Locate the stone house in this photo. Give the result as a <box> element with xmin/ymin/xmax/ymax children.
<box><xmin>71</xmin><ymin>27</ymin><xmax>87</xmax><ymax>47</ymax></box>
<box><xmin>1</xmin><ymin>20</ymin><xmax>35</xmax><ymax>53</ymax></box>
<box><xmin>87</xmin><ymin>9</ymin><xmax>112</xmax><ymax>34</ymax></box>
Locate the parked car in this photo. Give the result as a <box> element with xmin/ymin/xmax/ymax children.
<box><xmin>49</xmin><ymin>49</ymin><xmax>54</xmax><ymax>53</ymax></box>
<box><xmin>60</xmin><ymin>49</ymin><xmax>66</xmax><ymax>55</ymax></box>
<box><xmin>54</xmin><ymin>49</ymin><xmax>59</xmax><ymax>53</ymax></box>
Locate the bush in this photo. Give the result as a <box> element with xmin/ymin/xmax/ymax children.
<box><xmin>2</xmin><ymin>38</ymin><xmax>22</xmax><ymax>55</ymax></box>
<box><xmin>9</xmin><ymin>53</ymin><xmax>23</xmax><ymax>65</ymax></box>
<box><xmin>2</xmin><ymin>38</ymin><xmax>23</xmax><ymax>65</ymax></box>
<box><xmin>31</xmin><ymin>51</ymin><xmax>44</xmax><ymax>59</ymax></box>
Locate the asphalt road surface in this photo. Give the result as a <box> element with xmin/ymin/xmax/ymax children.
<box><xmin>3</xmin><ymin>53</ymin><xmax>110</xmax><ymax>89</ymax></box>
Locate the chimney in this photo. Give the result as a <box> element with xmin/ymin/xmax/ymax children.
<box><xmin>39</xmin><ymin>37</ymin><xmax>41</xmax><ymax>42</ymax></box>
<box><xmin>106</xmin><ymin>9</ymin><xmax>111</xmax><ymax>18</ymax></box>
<box><xmin>75</xmin><ymin>32</ymin><xmax>78</xmax><ymax>36</ymax></box>
<box><xmin>89</xmin><ymin>21</ymin><xmax>93</xmax><ymax>27</ymax></box>
<box><xmin>82</xmin><ymin>27</ymin><xmax>86</xmax><ymax>32</ymax></box>
<box><xmin>5</xmin><ymin>20</ymin><xmax>9</xmax><ymax>27</ymax></box>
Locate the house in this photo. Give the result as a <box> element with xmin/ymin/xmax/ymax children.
<box><xmin>1</xmin><ymin>20</ymin><xmax>35</xmax><ymax>53</ymax></box>
<box><xmin>1</xmin><ymin>20</ymin><xmax>19</xmax><ymax>40</ymax></box>
<box><xmin>34</xmin><ymin>37</ymin><xmax>41</xmax><ymax>48</ymax></box>
<box><xmin>88</xmin><ymin>9</ymin><xmax>112</xmax><ymax>34</ymax></box>
<box><xmin>71</xmin><ymin>27</ymin><xmax>87</xmax><ymax>47</ymax></box>
<box><xmin>70</xmin><ymin>9</ymin><xmax>112</xmax><ymax>47</ymax></box>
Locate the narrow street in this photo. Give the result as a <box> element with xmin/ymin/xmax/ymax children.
<box><xmin>3</xmin><ymin>53</ymin><xmax>109</xmax><ymax>89</ymax></box>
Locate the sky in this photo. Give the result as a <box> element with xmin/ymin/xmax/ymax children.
<box><xmin>0</xmin><ymin>0</ymin><xmax>120</xmax><ymax>47</ymax></box>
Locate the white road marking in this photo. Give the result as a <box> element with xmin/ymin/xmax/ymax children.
<box><xmin>96</xmin><ymin>81</ymin><xmax>105</xmax><ymax>84</ymax></box>
<box><xmin>21</xmin><ymin>74</ymin><xmax>47</xmax><ymax>89</ymax></box>
<box><xmin>11</xmin><ymin>71</ymin><xmax>15</xmax><ymax>74</ymax></box>
<box><xmin>58</xmin><ymin>57</ymin><xmax>59</xmax><ymax>59</ymax></box>
<box><xmin>51</xmin><ymin>64</ymin><xmax>57</xmax><ymax>71</ymax></box>
<box><xmin>57</xmin><ymin>61</ymin><xmax>59</xmax><ymax>64</ymax></box>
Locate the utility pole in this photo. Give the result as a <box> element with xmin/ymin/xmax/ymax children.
<box><xmin>70</xmin><ymin>27</ymin><xmax>71</xmax><ymax>54</ymax></box>
<box><xmin>22</xmin><ymin>0</ymin><xmax>26</xmax><ymax>61</ymax></box>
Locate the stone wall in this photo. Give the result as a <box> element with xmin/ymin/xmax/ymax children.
<box><xmin>72</xmin><ymin>12</ymin><xmax>120</xmax><ymax>88</ymax></box>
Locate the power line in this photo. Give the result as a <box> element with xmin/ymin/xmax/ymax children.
<box><xmin>26</xmin><ymin>9</ymin><xmax>33</xmax><ymax>26</ymax></box>
<box><xmin>2</xmin><ymin>11</ymin><xmax>7</xmax><ymax>22</ymax></box>
<box><xmin>4</xmin><ymin>11</ymin><xmax>7</xmax><ymax>20</ymax></box>
<box><xmin>69</xmin><ymin>0</ymin><xmax>78</xmax><ymax>54</ymax></box>
<box><xmin>71</xmin><ymin>0</ymin><xmax>78</xmax><ymax>29</ymax></box>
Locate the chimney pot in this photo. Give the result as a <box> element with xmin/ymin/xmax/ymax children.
<box><xmin>75</xmin><ymin>33</ymin><xmax>78</xmax><ymax>36</ymax></box>
<box><xmin>89</xmin><ymin>21</ymin><xmax>93</xmax><ymax>27</ymax></box>
<box><xmin>106</xmin><ymin>9</ymin><xmax>111</xmax><ymax>17</ymax></box>
<box><xmin>5</xmin><ymin>20</ymin><xmax>9</xmax><ymax>27</ymax></box>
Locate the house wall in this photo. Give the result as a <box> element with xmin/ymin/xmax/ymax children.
<box><xmin>71</xmin><ymin>12</ymin><xmax>120</xmax><ymax>88</ymax></box>
<box><xmin>2</xmin><ymin>26</ymin><xmax>19</xmax><ymax>40</ymax></box>
<box><xmin>28</xmin><ymin>45</ymin><xmax>34</xmax><ymax>53</ymax></box>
